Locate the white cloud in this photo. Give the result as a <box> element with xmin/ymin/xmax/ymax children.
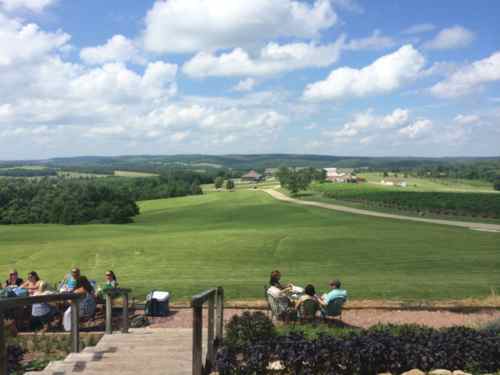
<box><xmin>454</xmin><ymin>114</ymin><xmax>480</xmax><ymax>125</ymax></box>
<box><xmin>430</xmin><ymin>51</ymin><xmax>500</xmax><ymax>98</ymax></box>
<box><xmin>326</xmin><ymin>108</ymin><xmax>410</xmax><ymax>140</ymax></box>
<box><xmin>398</xmin><ymin>119</ymin><xmax>433</xmax><ymax>139</ymax></box>
<box><xmin>344</xmin><ymin>30</ymin><xmax>395</xmax><ymax>51</ymax></box>
<box><xmin>402</xmin><ymin>23</ymin><xmax>436</xmax><ymax>35</ymax></box>
<box><xmin>304</xmin><ymin>123</ymin><xmax>317</xmax><ymax>130</ymax></box>
<box><xmin>80</xmin><ymin>35</ymin><xmax>145</xmax><ymax>65</ymax></box>
<box><xmin>232</xmin><ymin>78</ymin><xmax>256</xmax><ymax>92</ymax></box>
<box><xmin>0</xmin><ymin>0</ymin><xmax>55</xmax><ymax>12</ymax></box>
<box><xmin>183</xmin><ymin>37</ymin><xmax>345</xmax><ymax>78</ymax></box>
<box><xmin>303</xmin><ymin>44</ymin><xmax>425</xmax><ymax>101</ymax></box>
<box><xmin>142</xmin><ymin>0</ymin><xmax>337</xmax><ymax>53</ymax></box>
<box><xmin>382</xmin><ymin>108</ymin><xmax>409</xmax><ymax>128</ymax></box>
<box><xmin>0</xmin><ymin>13</ymin><xmax>70</xmax><ymax>66</ymax></box>
<box><xmin>423</xmin><ymin>26</ymin><xmax>475</xmax><ymax>50</ymax></box>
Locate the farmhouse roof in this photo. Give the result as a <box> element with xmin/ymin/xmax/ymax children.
<box><xmin>242</xmin><ymin>170</ymin><xmax>261</xmax><ymax>178</ymax></box>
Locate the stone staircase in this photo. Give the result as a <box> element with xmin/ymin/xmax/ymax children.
<box><xmin>25</xmin><ymin>328</ymin><xmax>203</xmax><ymax>375</ymax></box>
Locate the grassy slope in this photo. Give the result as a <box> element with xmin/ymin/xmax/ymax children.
<box><xmin>1</xmin><ymin>191</ymin><xmax>499</xmax><ymax>301</ymax></box>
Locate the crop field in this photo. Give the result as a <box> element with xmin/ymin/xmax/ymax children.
<box><xmin>359</xmin><ymin>172</ymin><xmax>495</xmax><ymax>192</ymax></box>
<box><xmin>1</xmin><ymin>191</ymin><xmax>499</xmax><ymax>301</ymax></box>
<box><xmin>308</xmin><ymin>182</ymin><xmax>500</xmax><ymax>220</ymax></box>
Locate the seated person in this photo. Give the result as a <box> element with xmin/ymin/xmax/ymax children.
<box><xmin>295</xmin><ymin>284</ymin><xmax>320</xmax><ymax>320</ymax></box>
<box><xmin>318</xmin><ymin>279</ymin><xmax>347</xmax><ymax>316</ymax></box>
<box><xmin>21</xmin><ymin>271</ymin><xmax>43</xmax><ymax>296</ymax></box>
<box><xmin>63</xmin><ymin>275</ymin><xmax>96</xmax><ymax>331</ymax></box>
<box><xmin>269</xmin><ymin>270</ymin><xmax>293</xmax><ymax>290</ymax></box>
<box><xmin>59</xmin><ymin>268</ymin><xmax>79</xmax><ymax>292</ymax></box>
<box><xmin>5</xmin><ymin>270</ymin><xmax>23</xmax><ymax>288</ymax></box>
<box><xmin>267</xmin><ymin>283</ymin><xmax>293</xmax><ymax>319</ymax></box>
<box><xmin>31</xmin><ymin>282</ymin><xmax>57</xmax><ymax>331</ymax></box>
<box><xmin>97</xmin><ymin>270</ymin><xmax>118</xmax><ymax>298</ymax></box>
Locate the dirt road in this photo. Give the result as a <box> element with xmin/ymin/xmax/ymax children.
<box><xmin>262</xmin><ymin>189</ymin><xmax>500</xmax><ymax>233</ymax></box>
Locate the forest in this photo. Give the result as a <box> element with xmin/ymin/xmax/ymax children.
<box><xmin>0</xmin><ymin>170</ymin><xmax>206</xmax><ymax>225</ymax></box>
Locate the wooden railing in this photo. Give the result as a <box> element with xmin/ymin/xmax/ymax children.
<box><xmin>102</xmin><ymin>288</ymin><xmax>131</xmax><ymax>334</ymax></box>
<box><xmin>0</xmin><ymin>293</ymin><xmax>83</xmax><ymax>375</ymax></box>
<box><xmin>191</xmin><ymin>287</ymin><xmax>224</xmax><ymax>375</ymax></box>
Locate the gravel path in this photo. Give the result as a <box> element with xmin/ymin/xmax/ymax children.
<box><xmin>148</xmin><ymin>308</ymin><xmax>500</xmax><ymax>329</ymax></box>
<box><xmin>262</xmin><ymin>189</ymin><xmax>500</xmax><ymax>232</ymax></box>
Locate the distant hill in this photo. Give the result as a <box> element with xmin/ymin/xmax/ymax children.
<box><xmin>2</xmin><ymin>154</ymin><xmax>500</xmax><ymax>172</ymax></box>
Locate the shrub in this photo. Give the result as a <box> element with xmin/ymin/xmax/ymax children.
<box><xmin>7</xmin><ymin>344</ymin><xmax>24</xmax><ymax>375</ymax></box>
<box><xmin>224</xmin><ymin>311</ymin><xmax>276</xmax><ymax>349</ymax></box>
<box><xmin>481</xmin><ymin>318</ymin><xmax>500</xmax><ymax>335</ymax></box>
<box><xmin>216</xmin><ymin>324</ymin><xmax>500</xmax><ymax>375</ymax></box>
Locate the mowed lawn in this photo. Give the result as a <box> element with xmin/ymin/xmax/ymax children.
<box><xmin>1</xmin><ymin>191</ymin><xmax>499</xmax><ymax>301</ymax></box>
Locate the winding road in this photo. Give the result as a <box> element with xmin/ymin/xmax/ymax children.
<box><xmin>262</xmin><ymin>189</ymin><xmax>500</xmax><ymax>233</ymax></box>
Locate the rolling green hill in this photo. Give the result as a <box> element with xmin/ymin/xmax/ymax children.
<box><xmin>1</xmin><ymin>190</ymin><xmax>499</xmax><ymax>301</ymax></box>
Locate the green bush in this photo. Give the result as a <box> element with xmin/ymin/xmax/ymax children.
<box><xmin>225</xmin><ymin>311</ymin><xmax>276</xmax><ymax>349</ymax></box>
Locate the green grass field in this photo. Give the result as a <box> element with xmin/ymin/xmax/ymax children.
<box><xmin>1</xmin><ymin>191</ymin><xmax>499</xmax><ymax>302</ymax></box>
<box><xmin>359</xmin><ymin>172</ymin><xmax>496</xmax><ymax>192</ymax></box>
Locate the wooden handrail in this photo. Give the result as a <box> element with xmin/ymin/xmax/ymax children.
<box><xmin>191</xmin><ymin>287</ymin><xmax>224</xmax><ymax>375</ymax></box>
<box><xmin>0</xmin><ymin>293</ymin><xmax>83</xmax><ymax>375</ymax></box>
<box><xmin>102</xmin><ymin>288</ymin><xmax>132</xmax><ymax>334</ymax></box>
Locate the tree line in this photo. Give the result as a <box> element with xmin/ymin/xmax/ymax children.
<box><xmin>0</xmin><ymin>170</ymin><xmax>205</xmax><ymax>225</ymax></box>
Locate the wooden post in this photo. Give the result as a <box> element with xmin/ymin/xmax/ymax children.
<box><xmin>207</xmin><ymin>295</ymin><xmax>215</xmax><ymax>370</ymax></box>
<box><xmin>0</xmin><ymin>312</ymin><xmax>6</xmax><ymax>375</ymax></box>
<box><xmin>121</xmin><ymin>292</ymin><xmax>129</xmax><ymax>334</ymax></box>
<box><xmin>105</xmin><ymin>293</ymin><xmax>112</xmax><ymax>335</ymax></box>
<box><xmin>216</xmin><ymin>288</ymin><xmax>224</xmax><ymax>344</ymax></box>
<box><xmin>70</xmin><ymin>300</ymin><xmax>80</xmax><ymax>353</ymax></box>
<box><xmin>192</xmin><ymin>305</ymin><xmax>203</xmax><ymax>375</ymax></box>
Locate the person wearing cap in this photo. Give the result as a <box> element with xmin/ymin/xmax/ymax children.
<box><xmin>318</xmin><ymin>279</ymin><xmax>347</xmax><ymax>307</ymax></box>
<box><xmin>5</xmin><ymin>270</ymin><xmax>24</xmax><ymax>288</ymax></box>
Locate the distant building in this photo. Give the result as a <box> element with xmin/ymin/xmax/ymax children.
<box><xmin>241</xmin><ymin>170</ymin><xmax>264</xmax><ymax>182</ymax></box>
<box><xmin>324</xmin><ymin>168</ymin><xmax>356</xmax><ymax>183</ymax></box>
<box><xmin>264</xmin><ymin>168</ymin><xmax>277</xmax><ymax>177</ymax></box>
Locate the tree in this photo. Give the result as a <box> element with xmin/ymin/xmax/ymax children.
<box><xmin>284</xmin><ymin>169</ymin><xmax>312</xmax><ymax>195</ymax></box>
<box><xmin>226</xmin><ymin>179</ymin><xmax>235</xmax><ymax>190</ymax></box>
<box><xmin>494</xmin><ymin>176</ymin><xmax>500</xmax><ymax>191</ymax></box>
<box><xmin>191</xmin><ymin>182</ymin><xmax>203</xmax><ymax>195</ymax></box>
<box><xmin>276</xmin><ymin>166</ymin><xmax>290</xmax><ymax>187</ymax></box>
<box><xmin>214</xmin><ymin>176</ymin><xmax>224</xmax><ymax>189</ymax></box>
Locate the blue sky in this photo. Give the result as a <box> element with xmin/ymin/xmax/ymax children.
<box><xmin>0</xmin><ymin>0</ymin><xmax>499</xmax><ymax>159</ymax></box>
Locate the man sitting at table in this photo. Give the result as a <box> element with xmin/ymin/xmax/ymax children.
<box><xmin>319</xmin><ymin>279</ymin><xmax>347</xmax><ymax>307</ymax></box>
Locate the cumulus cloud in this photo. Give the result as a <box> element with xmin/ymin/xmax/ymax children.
<box><xmin>232</xmin><ymin>78</ymin><xmax>256</xmax><ymax>92</ymax></box>
<box><xmin>344</xmin><ymin>30</ymin><xmax>395</xmax><ymax>51</ymax></box>
<box><xmin>303</xmin><ymin>44</ymin><xmax>425</xmax><ymax>101</ymax></box>
<box><xmin>382</xmin><ymin>108</ymin><xmax>409</xmax><ymax>128</ymax></box>
<box><xmin>142</xmin><ymin>0</ymin><xmax>337</xmax><ymax>53</ymax></box>
<box><xmin>454</xmin><ymin>114</ymin><xmax>480</xmax><ymax>125</ymax></box>
<box><xmin>0</xmin><ymin>13</ymin><xmax>70</xmax><ymax>66</ymax></box>
<box><xmin>0</xmin><ymin>0</ymin><xmax>55</xmax><ymax>12</ymax></box>
<box><xmin>423</xmin><ymin>26</ymin><xmax>475</xmax><ymax>50</ymax></box>
<box><xmin>398</xmin><ymin>119</ymin><xmax>433</xmax><ymax>139</ymax></box>
<box><xmin>183</xmin><ymin>37</ymin><xmax>345</xmax><ymax>77</ymax></box>
<box><xmin>430</xmin><ymin>51</ymin><xmax>500</xmax><ymax>98</ymax></box>
<box><xmin>80</xmin><ymin>35</ymin><xmax>145</xmax><ymax>65</ymax></box>
<box><xmin>402</xmin><ymin>23</ymin><xmax>436</xmax><ymax>35</ymax></box>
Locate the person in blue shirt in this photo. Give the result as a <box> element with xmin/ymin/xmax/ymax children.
<box><xmin>319</xmin><ymin>279</ymin><xmax>347</xmax><ymax>307</ymax></box>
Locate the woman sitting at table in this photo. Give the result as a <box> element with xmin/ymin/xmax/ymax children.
<box><xmin>63</xmin><ymin>275</ymin><xmax>96</xmax><ymax>331</ymax></box>
<box><xmin>97</xmin><ymin>270</ymin><xmax>118</xmax><ymax>298</ymax></box>
<box><xmin>21</xmin><ymin>271</ymin><xmax>43</xmax><ymax>296</ymax></box>
<box><xmin>31</xmin><ymin>282</ymin><xmax>58</xmax><ymax>331</ymax></box>
<box><xmin>59</xmin><ymin>268</ymin><xmax>79</xmax><ymax>292</ymax></box>
<box><xmin>295</xmin><ymin>284</ymin><xmax>320</xmax><ymax>321</ymax></box>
